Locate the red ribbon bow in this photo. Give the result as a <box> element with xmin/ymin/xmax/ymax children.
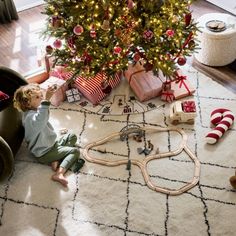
<box><xmin>182</xmin><ymin>101</ymin><xmax>196</xmax><ymax>112</ymax></box>
<box><xmin>175</xmin><ymin>74</ymin><xmax>190</xmax><ymax>95</ymax></box>
<box><xmin>53</xmin><ymin>70</ymin><xmax>67</xmax><ymax>81</ymax></box>
<box><xmin>162</xmin><ymin>91</ymin><xmax>175</xmax><ymax>102</ymax></box>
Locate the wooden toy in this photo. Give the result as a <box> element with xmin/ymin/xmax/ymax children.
<box><xmin>169</xmin><ymin>100</ymin><xmax>197</xmax><ymax>125</ymax></box>
<box><xmin>82</xmin><ymin>126</ymin><xmax>201</xmax><ymax>196</ymax></box>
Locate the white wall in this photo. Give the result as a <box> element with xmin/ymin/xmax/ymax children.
<box><xmin>14</xmin><ymin>0</ymin><xmax>44</xmax><ymax>12</ymax></box>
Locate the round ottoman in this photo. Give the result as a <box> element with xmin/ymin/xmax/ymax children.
<box><xmin>195</xmin><ymin>13</ymin><xmax>236</xmax><ymax>66</ymax></box>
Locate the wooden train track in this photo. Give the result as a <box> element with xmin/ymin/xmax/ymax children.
<box><xmin>82</xmin><ymin>126</ymin><xmax>201</xmax><ymax>196</ymax></box>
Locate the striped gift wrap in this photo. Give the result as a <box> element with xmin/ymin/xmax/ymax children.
<box><xmin>73</xmin><ymin>72</ymin><xmax>121</xmax><ymax>105</ymax></box>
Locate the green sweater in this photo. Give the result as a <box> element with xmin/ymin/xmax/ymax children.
<box><xmin>22</xmin><ymin>101</ymin><xmax>57</xmax><ymax>157</ymax></box>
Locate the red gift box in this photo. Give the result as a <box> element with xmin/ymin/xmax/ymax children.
<box><xmin>182</xmin><ymin>101</ymin><xmax>196</xmax><ymax>113</ymax></box>
<box><xmin>74</xmin><ymin>72</ymin><xmax>121</xmax><ymax>105</ymax></box>
<box><xmin>161</xmin><ymin>89</ymin><xmax>175</xmax><ymax>103</ymax></box>
<box><xmin>124</xmin><ymin>62</ymin><xmax>163</xmax><ymax>102</ymax></box>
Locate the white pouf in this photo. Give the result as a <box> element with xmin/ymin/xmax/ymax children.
<box><xmin>195</xmin><ymin>13</ymin><xmax>236</xmax><ymax>66</ymax></box>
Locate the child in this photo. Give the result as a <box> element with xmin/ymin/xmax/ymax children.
<box><xmin>13</xmin><ymin>83</ymin><xmax>84</xmax><ymax>187</ymax></box>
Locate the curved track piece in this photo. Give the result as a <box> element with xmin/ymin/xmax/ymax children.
<box><xmin>119</xmin><ymin>124</ymin><xmax>144</xmax><ymax>141</ymax></box>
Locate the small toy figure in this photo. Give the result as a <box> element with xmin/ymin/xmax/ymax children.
<box><xmin>133</xmin><ymin>134</ymin><xmax>142</xmax><ymax>142</ymax></box>
<box><xmin>137</xmin><ymin>140</ymin><xmax>154</xmax><ymax>155</ymax></box>
<box><xmin>169</xmin><ymin>100</ymin><xmax>197</xmax><ymax>125</ymax></box>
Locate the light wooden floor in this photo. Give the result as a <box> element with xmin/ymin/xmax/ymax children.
<box><xmin>0</xmin><ymin>1</ymin><xmax>236</xmax><ymax>92</ymax></box>
<box><xmin>0</xmin><ymin>5</ymin><xmax>46</xmax><ymax>75</ymax></box>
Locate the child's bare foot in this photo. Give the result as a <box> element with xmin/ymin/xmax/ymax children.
<box><xmin>51</xmin><ymin>173</ymin><xmax>68</xmax><ymax>187</ymax></box>
<box><xmin>51</xmin><ymin>161</ymin><xmax>59</xmax><ymax>171</ymax></box>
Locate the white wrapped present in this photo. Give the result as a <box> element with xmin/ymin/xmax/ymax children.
<box><xmin>40</xmin><ymin>76</ymin><xmax>68</xmax><ymax>106</ymax></box>
<box><xmin>66</xmin><ymin>88</ymin><xmax>81</xmax><ymax>103</ymax></box>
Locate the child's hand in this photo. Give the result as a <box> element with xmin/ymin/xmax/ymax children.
<box><xmin>45</xmin><ymin>85</ymin><xmax>57</xmax><ymax>100</ymax></box>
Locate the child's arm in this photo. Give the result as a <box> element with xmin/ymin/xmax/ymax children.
<box><xmin>31</xmin><ymin>86</ymin><xmax>57</xmax><ymax>126</ymax></box>
<box><xmin>44</xmin><ymin>85</ymin><xmax>57</xmax><ymax>101</ymax></box>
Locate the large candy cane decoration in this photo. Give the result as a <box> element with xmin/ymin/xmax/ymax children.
<box><xmin>205</xmin><ymin>108</ymin><xmax>234</xmax><ymax>144</ymax></box>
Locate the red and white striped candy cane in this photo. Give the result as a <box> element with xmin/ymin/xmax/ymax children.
<box><xmin>205</xmin><ymin>108</ymin><xmax>234</xmax><ymax>144</ymax></box>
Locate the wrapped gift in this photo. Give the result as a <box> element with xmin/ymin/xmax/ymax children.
<box><xmin>74</xmin><ymin>72</ymin><xmax>121</xmax><ymax>105</ymax></box>
<box><xmin>124</xmin><ymin>62</ymin><xmax>163</xmax><ymax>102</ymax></box>
<box><xmin>161</xmin><ymin>89</ymin><xmax>175</xmax><ymax>103</ymax></box>
<box><xmin>50</xmin><ymin>65</ymin><xmax>72</xmax><ymax>79</ymax></box>
<box><xmin>161</xmin><ymin>81</ymin><xmax>175</xmax><ymax>103</ymax></box>
<box><xmin>170</xmin><ymin>70</ymin><xmax>195</xmax><ymax>100</ymax></box>
<box><xmin>66</xmin><ymin>88</ymin><xmax>81</xmax><ymax>103</ymax></box>
<box><xmin>159</xmin><ymin>69</ymin><xmax>195</xmax><ymax>100</ymax></box>
<box><xmin>171</xmin><ymin>70</ymin><xmax>195</xmax><ymax>99</ymax></box>
<box><xmin>182</xmin><ymin>100</ymin><xmax>196</xmax><ymax>113</ymax></box>
<box><xmin>40</xmin><ymin>76</ymin><xmax>68</xmax><ymax>106</ymax></box>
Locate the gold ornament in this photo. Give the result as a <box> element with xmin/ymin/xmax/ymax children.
<box><xmin>101</xmin><ymin>20</ymin><xmax>110</xmax><ymax>31</ymax></box>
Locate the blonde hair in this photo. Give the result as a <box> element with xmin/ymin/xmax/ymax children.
<box><xmin>13</xmin><ymin>84</ymin><xmax>41</xmax><ymax>112</ymax></box>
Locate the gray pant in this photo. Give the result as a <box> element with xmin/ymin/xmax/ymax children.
<box><xmin>37</xmin><ymin>133</ymin><xmax>80</xmax><ymax>171</ymax></box>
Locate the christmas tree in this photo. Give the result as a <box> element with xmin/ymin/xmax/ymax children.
<box><xmin>42</xmin><ymin>0</ymin><xmax>198</xmax><ymax>78</ymax></box>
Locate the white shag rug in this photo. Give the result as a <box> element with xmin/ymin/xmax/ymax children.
<box><xmin>1</xmin><ymin>65</ymin><xmax>236</xmax><ymax>236</ymax></box>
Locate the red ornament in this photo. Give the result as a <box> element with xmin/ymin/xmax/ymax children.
<box><xmin>90</xmin><ymin>29</ymin><xmax>97</xmax><ymax>38</ymax></box>
<box><xmin>177</xmin><ymin>56</ymin><xmax>187</xmax><ymax>66</ymax></box>
<box><xmin>53</xmin><ymin>39</ymin><xmax>62</xmax><ymax>49</ymax></box>
<box><xmin>113</xmin><ymin>46</ymin><xmax>122</xmax><ymax>55</ymax></box>
<box><xmin>166</xmin><ymin>29</ymin><xmax>175</xmax><ymax>37</ymax></box>
<box><xmin>73</xmin><ymin>25</ymin><xmax>84</xmax><ymax>36</ymax></box>
<box><xmin>185</xmin><ymin>13</ymin><xmax>192</xmax><ymax>27</ymax></box>
<box><xmin>143</xmin><ymin>30</ymin><xmax>154</xmax><ymax>40</ymax></box>
<box><xmin>127</xmin><ymin>0</ymin><xmax>135</xmax><ymax>9</ymax></box>
<box><xmin>133</xmin><ymin>53</ymin><xmax>141</xmax><ymax>62</ymax></box>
